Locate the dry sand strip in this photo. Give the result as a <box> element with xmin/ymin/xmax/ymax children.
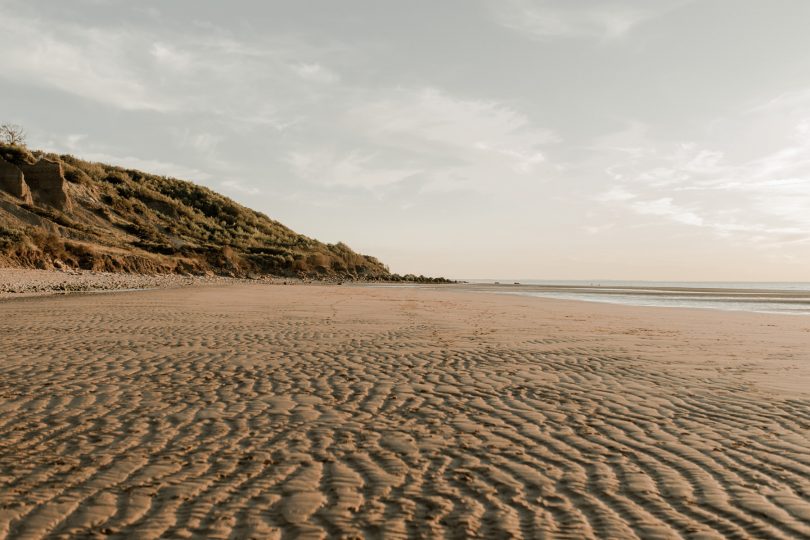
<box><xmin>0</xmin><ymin>284</ymin><xmax>809</xmax><ymax>539</ymax></box>
<box><xmin>0</xmin><ymin>268</ymin><xmax>212</xmax><ymax>299</ymax></box>
<box><xmin>0</xmin><ymin>268</ymin><xmax>296</xmax><ymax>300</ymax></box>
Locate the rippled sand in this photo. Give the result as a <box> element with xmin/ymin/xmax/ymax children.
<box><xmin>1</xmin><ymin>284</ymin><xmax>809</xmax><ymax>539</ymax></box>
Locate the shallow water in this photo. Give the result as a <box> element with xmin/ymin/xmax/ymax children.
<box><xmin>463</xmin><ymin>280</ymin><xmax>810</xmax><ymax>315</ymax></box>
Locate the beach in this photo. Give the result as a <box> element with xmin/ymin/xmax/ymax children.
<box><xmin>0</xmin><ymin>268</ymin><xmax>293</xmax><ymax>300</ymax></box>
<box><xmin>1</xmin><ymin>282</ymin><xmax>809</xmax><ymax>539</ymax></box>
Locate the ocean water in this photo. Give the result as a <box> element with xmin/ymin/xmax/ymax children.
<box><xmin>463</xmin><ymin>280</ymin><xmax>810</xmax><ymax>315</ymax></box>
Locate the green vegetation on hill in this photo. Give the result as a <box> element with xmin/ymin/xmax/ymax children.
<box><xmin>0</xmin><ymin>143</ymin><xmax>448</xmax><ymax>282</ymax></box>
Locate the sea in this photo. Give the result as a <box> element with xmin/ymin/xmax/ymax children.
<box><xmin>462</xmin><ymin>280</ymin><xmax>810</xmax><ymax>316</ymax></box>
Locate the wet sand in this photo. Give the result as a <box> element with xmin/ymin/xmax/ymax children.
<box><xmin>1</xmin><ymin>283</ymin><xmax>809</xmax><ymax>539</ymax></box>
<box><xmin>449</xmin><ymin>283</ymin><xmax>810</xmax><ymax>316</ymax></box>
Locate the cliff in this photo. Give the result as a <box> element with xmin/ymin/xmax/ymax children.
<box><xmin>0</xmin><ymin>144</ymin><xmax>405</xmax><ymax>280</ymax></box>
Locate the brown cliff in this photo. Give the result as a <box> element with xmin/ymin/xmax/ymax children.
<box><xmin>0</xmin><ymin>157</ymin><xmax>33</xmax><ymax>204</ymax></box>
<box><xmin>19</xmin><ymin>158</ymin><xmax>72</xmax><ymax>212</ymax></box>
<box><xmin>0</xmin><ymin>144</ymin><xmax>393</xmax><ymax>278</ymax></box>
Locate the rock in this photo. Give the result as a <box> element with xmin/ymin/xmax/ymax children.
<box><xmin>19</xmin><ymin>158</ymin><xmax>72</xmax><ymax>212</ymax></box>
<box><xmin>0</xmin><ymin>157</ymin><xmax>33</xmax><ymax>204</ymax></box>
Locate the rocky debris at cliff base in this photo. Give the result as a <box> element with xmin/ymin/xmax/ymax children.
<box><xmin>0</xmin><ymin>268</ymin><xmax>296</xmax><ymax>299</ymax></box>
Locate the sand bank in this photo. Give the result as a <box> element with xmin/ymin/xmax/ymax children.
<box><xmin>0</xmin><ymin>284</ymin><xmax>808</xmax><ymax>538</ymax></box>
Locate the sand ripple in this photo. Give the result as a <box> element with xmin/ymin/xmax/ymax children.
<box><xmin>0</xmin><ymin>285</ymin><xmax>809</xmax><ymax>539</ymax></box>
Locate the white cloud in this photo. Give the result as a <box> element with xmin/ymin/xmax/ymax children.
<box><xmin>353</xmin><ymin>88</ymin><xmax>555</xmax><ymax>151</ymax></box>
<box><xmin>631</xmin><ymin>197</ymin><xmax>704</xmax><ymax>226</ymax></box>
<box><xmin>150</xmin><ymin>42</ymin><xmax>193</xmax><ymax>72</ymax></box>
<box><xmin>597</xmin><ymin>186</ymin><xmax>636</xmax><ymax>202</ymax></box>
<box><xmin>583</xmin><ymin>223</ymin><xmax>614</xmax><ymax>235</ymax></box>
<box><xmin>287</xmin><ymin>150</ymin><xmax>420</xmax><ymax>189</ymax></box>
<box><xmin>0</xmin><ymin>14</ymin><xmax>177</xmax><ymax>111</ymax></box>
<box><xmin>63</xmin><ymin>134</ymin><xmax>89</xmax><ymax>152</ymax></box>
<box><xmin>342</xmin><ymin>87</ymin><xmax>557</xmax><ymax>192</ymax></box>
<box><xmin>280</xmin><ymin>87</ymin><xmax>558</xmax><ymax>196</ymax></box>
<box><xmin>492</xmin><ymin>0</ymin><xmax>691</xmax><ymax>40</ymax></box>
<box><xmin>748</xmin><ymin>87</ymin><xmax>810</xmax><ymax>115</ymax></box>
<box><xmin>174</xmin><ymin>130</ymin><xmax>224</xmax><ymax>154</ymax></box>
<box><xmin>475</xmin><ymin>142</ymin><xmax>546</xmax><ymax>174</ymax></box>
<box><xmin>594</xmin><ymin>100</ymin><xmax>810</xmax><ymax>245</ymax></box>
<box><xmin>291</xmin><ymin>62</ymin><xmax>339</xmax><ymax>84</ymax></box>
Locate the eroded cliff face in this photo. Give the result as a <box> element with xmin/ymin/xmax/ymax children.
<box><xmin>19</xmin><ymin>159</ymin><xmax>72</xmax><ymax>212</ymax></box>
<box><xmin>0</xmin><ymin>156</ymin><xmax>71</xmax><ymax>211</ymax></box>
<box><xmin>0</xmin><ymin>157</ymin><xmax>33</xmax><ymax>205</ymax></box>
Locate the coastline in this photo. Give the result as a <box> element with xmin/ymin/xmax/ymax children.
<box><xmin>372</xmin><ymin>282</ymin><xmax>810</xmax><ymax>316</ymax></box>
<box><xmin>7</xmin><ymin>267</ymin><xmax>809</xmax><ymax>315</ymax></box>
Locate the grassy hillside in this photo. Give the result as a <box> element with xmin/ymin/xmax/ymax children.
<box><xmin>0</xmin><ymin>144</ymin><xmax>440</xmax><ymax>281</ymax></box>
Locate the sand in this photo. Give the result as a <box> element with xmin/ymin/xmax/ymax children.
<box><xmin>0</xmin><ymin>283</ymin><xmax>809</xmax><ymax>539</ymax></box>
<box><xmin>0</xmin><ymin>268</ymin><xmax>294</xmax><ymax>300</ymax></box>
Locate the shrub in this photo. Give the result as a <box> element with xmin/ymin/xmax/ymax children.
<box><xmin>62</xmin><ymin>164</ymin><xmax>91</xmax><ymax>185</ymax></box>
<box><xmin>0</xmin><ymin>143</ymin><xmax>35</xmax><ymax>165</ymax></box>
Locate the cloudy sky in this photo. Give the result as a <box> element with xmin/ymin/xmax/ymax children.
<box><xmin>2</xmin><ymin>0</ymin><xmax>809</xmax><ymax>280</ymax></box>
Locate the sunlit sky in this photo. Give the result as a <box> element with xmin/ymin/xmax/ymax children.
<box><xmin>2</xmin><ymin>0</ymin><xmax>809</xmax><ymax>280</ymax></box>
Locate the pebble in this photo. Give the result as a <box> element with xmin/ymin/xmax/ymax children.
<box><xmin>0</xmin><ymin>268</ymin><xmax>297</xmax><ymax>299</ymax></box>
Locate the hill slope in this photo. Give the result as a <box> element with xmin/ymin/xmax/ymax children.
<box><xmin>0</xmin><ymin>144</ymin><xmax>409</xmax><ymax>280</ymax></box>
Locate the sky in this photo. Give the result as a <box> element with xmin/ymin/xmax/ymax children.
<box><xmin>1</xmin><ymin>0</ymin><xmax>809</xmax><ymax>281</ymax></box>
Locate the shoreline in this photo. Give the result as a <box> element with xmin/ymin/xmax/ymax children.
<box><xmin>6</xmin><ymin>268</ymin><xmax>810</xmax><ymax>317</ymax></box>
<box><xmin>364</xmin><ymin>282</ymin><xmax>810</xmax><ymax>316</ymax></box>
